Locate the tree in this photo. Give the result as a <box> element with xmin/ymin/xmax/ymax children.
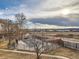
<box><xmin>26</xmin><ymin>34</ymin><xmax>52</xmax><ymax>59</ymax></box>
<box><xmin>15</xmin><ymin>13</ymin><xmax>26</xmax><ymax>40</ymax></box>
<box><xmin>7</xmin><ymin>20</ymin><xmax>16</xmax><ymax>49</ymax></box>
<box><xmin>7</xmin><ymin>20</ymin><xmax>13</xmax><ymax>48</ymax></box>
<box><xmin>15</xmin><ymin>13</ymin><xmax>26</xmax><ymax>27</ymax></box>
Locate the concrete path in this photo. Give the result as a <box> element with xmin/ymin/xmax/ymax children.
<box><xmin>0</xmin><ymin>49</ymin><xmax>69</xmax><ymax>59</ymax></box>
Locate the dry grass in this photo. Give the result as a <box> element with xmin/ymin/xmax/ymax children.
<box><xmin>0</xmin><ymin>49</ymin><xmax>37</xmax><ymax>59</ymax></box>
<box><xmin>0</xmin><ymin>51</ymin><xmax>32</xmax><ymax>59</ymax></box>
<box><xmin>0</xmin><ymin>50</ymin><xmax>62</xmax><ymax>59</ymax></box>
<box><xmin>0</xmin><ymin>40</ymin><xmax>8</xmax><ymax>48</ymax></box>
<box><xmin>49</xmin><ymin>47</ymin><xmax>79</xmax><ymax>59</ymax></box>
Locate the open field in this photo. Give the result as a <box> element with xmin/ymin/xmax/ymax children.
<box><xmin>0</xmin><ymin>31</ymin><xmax>79</xmax><ymax>59</ymax></box>
<box><xmin>0</xmin><ymin>40</ymin><xmax>8</xmax><ymax>48</ymax></box>
<box><xmin>0</xmin><ymin>51</ymin><xmax>30</xmax><ymax>59</ymax></box>
<box><xmin>31</xmin><ymin>32</ymin><xmax>79</xmax><ymax>35</ymax></box>
<box><xmin>0</xmin><ymin>49</ymin><xmax>69</xmax><ymax>59</ymax></box>
<box><xmin>31</xmin><ymin>32</ymin><xmax>79</xmax><ymax>39</ymax></box>
<box><xmin>49</xmin><ymin>47</ymin><xmax>79</xmax><ymax>59</ymax></box>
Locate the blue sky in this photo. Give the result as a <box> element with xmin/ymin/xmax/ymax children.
<box><xmin>0</xmin><ymin>0</ymin><xmax>22</xmax><ymax>9</ymax></box>
<box><xmin>0</xmin><ymin>0</ymin><xmax>79</xmax><ymax>28</ymax></box>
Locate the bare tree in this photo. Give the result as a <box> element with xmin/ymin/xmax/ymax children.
<box><xmin>6</xmin><ymin>20</ymin><xmax>17</xmax><ymax>49</ymax></box>
<box><xmin>15</xmin><ymin>13</ymin><xmax>52</xmax><ymax>59</ymax></box>
<box><xmin>27</xmin><ymin>35</ymin><xmax>52</xmax><ymax>59</ymax></box>
<box><xmin>7</xmin><ymin>20</ymin><xmax>13</xmax><ymax>48</ymax></box>
<box><xmin>15</xmin><ymin>13</ymin><xmax>26</xmax><ymax>40</ymax></box>
<box><xmin>15</xmin><ymin>13</ymin><xmax>26</xmax><ymax>27</ymax></box>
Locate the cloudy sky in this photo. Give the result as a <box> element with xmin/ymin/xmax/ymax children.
<box><xmin>0</xmin><ymin>0</ymin><xmax>79</xmax><ymax>29</ymax></box>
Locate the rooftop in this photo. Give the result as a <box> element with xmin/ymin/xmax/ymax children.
<box><xmin>62</xmin><ymin>38</ymin><xmax>79</xmax><ymax>43</ymax></box>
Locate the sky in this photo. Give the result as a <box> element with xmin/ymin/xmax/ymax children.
<box><xmin>0</xmin><ymin>0</ymin><xmax>79</xmax><ymax>29</ymax></box>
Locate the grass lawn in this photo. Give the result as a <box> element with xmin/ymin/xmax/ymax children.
<box><xmin>0</xmin><ymin>40</ymin><xmax>8</xmax><ymax>48</ymax></box>
<box><xmin>0</xmin><ymin>50</ymin><xmax>63</xmax><ymax>59</ymax></box>
<box><xmin>0</xmin><ymin>50</ymin><xmax>35</xmax><ymax>59</ymax></box>
<box><xmin>49</xmin><ymin>47</ymin><xmax>79</xmax><ymax>59</ymax></box>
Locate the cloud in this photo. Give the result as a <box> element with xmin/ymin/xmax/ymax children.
<box><xmin>0</xmin><ymin>0</ymin><xmax>79</xmax><ymax>19</ymax></box>
<box><xmin>39</xmin><ymin>0</ymin><xmax>79</xmax><ymax>10</ymax></box>
<box><xmin>24</xmin><ymin>21</ymin><xmax>62</xmax><ymax>29</ymax></box>
<box><xmin>30</xmin><ymin>18</ymin><xmax>79</xmax><ymax>26</ymax></box>
<box><xmin>0</xmin><ymin>0</ymin><xmax>79</xmax><ymax>27</ymax></box>
<box><xmin>24</xmin><ymin>21</ymin><xmax>79</xmax><ymax>29</ymax></box>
